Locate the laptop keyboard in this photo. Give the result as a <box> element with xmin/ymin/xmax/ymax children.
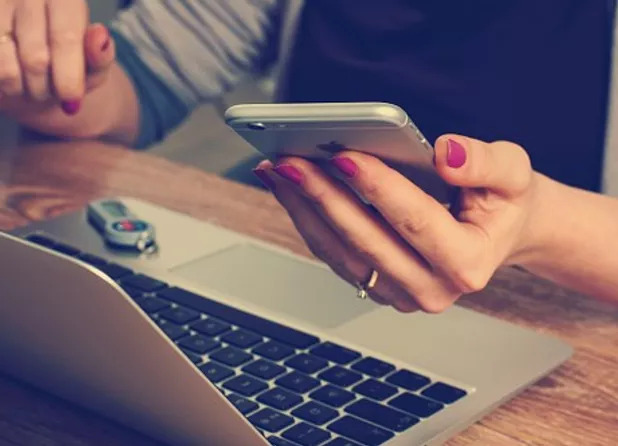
<box><xmin>24</xmin><ymin>233</ymin><xmax>469</xmax><ymax>446</ymax></box>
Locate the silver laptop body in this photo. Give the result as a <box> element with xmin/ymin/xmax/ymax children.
<box><xmin>0</xmin><ymin>197</ymin><xmax>572</xmax><ymax>445</ymax></box>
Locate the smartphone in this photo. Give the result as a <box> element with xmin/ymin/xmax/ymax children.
<box><xmin>225</xmin><ymin>102</ymin><xmax>454</xmax><ymax>204</ymax></box>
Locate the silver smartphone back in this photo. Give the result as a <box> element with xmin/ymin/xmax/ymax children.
<box><xmin>225</xmin><ymin>102</ymin><xmax>454</xmax><ymax>204</ymax></box>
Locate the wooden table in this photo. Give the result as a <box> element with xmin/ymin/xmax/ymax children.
<box><xmin>0</xmin><ymin>140</ymin><xmax>616</xmax><ymax>446</ymax></box>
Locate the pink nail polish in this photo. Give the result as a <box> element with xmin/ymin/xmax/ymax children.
<box><xmin>252</xmin><ymin>168</ymin><xmax>276</xmax><ymax>190</ymax></box>
<box><xmin>447</xmin><ymin>139</ymin><xmax>467</xmax><ymax>168</ymax></box>
<box><xmin>330</xmin><ymin>157</ymin><xmax>358</xmax><ymax>178</ymax></box>
<box><xmin>274</xmin><ymin>164</ymin><xmax>303</xmax><ymax>186</ymax></box>
<box><xmin>61</xmin><ymin>100</ymin><xmax>81</xmax><ymax>115</ymax></box>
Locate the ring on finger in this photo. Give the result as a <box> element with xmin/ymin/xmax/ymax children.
<box><xmin>356</xmin><ymin>269</ymin><xmax>379</xmax><ymax>300</ymax></box>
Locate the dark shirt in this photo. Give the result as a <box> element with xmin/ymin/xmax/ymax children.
<box><xmin>285</xmin><ymin>0</ymin><xmax>614</xmax><ymax>191</ymax></box>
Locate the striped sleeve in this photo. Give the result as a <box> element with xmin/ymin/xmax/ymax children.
<box><xmin>110</xmin><ymin>0</ymin><xmax>283</xmax><ymax>147</ymax></box>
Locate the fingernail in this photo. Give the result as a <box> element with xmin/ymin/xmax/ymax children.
<box><xmin>274</xmin><ymin>164</ymin><xmax>303</xmax><ymax>186</ymax></box>
<box><xmin>101</xmin><ymin>37</ymin><xmax>111</xmax><ymax>52</ymax></box>
<box><xmin>61</xmin><ymin>100</ymin><xmax>81</xmax><ymax>115</ymax></box>
<box><xmin>252</xmin><ymin>168</ymin><xmax>276</xmax><ymax>191</ymax></box>
<box><xmin>447</xmin><ymin>139</ymin><xmax>467</xmax><ymax>168</ymax></box>
<box><xmin>330</xmin><ymin>157</ymin><xmax>358</xmax><ymax>178</ymax></box>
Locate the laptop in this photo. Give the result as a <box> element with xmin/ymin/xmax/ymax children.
<box><xmin>0</xmin><ymin>197</ymin><xmax>572</xmax><ymax>446</ymax></box>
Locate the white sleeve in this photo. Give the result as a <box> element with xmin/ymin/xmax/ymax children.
<box><xmin>111</xmin><ymin>0</ymin><xmax>283</xmax><ymax>109</ymax></box>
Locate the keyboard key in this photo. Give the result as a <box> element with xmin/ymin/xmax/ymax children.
<box><xmin>120</xmin><ymin>274</ymin><xmax>167</xmax><ymax>293</ymax></box>
<box><xmin>178</xmin><ymin>334</ymin><xmax>220</xmax><ymax>354</ymax></box>
<box><xmin>292</xmin><ymin>401</ymin><xmax>338</xmax><ymax>425</ymax></box>
<box><xmin>319</xmin><ymin>366</ymin><xmax>362</xmax><ymax>387</ymax></box>
<box><xmin>77</xmin><ymin>253</ymin><xmax>107</xmax><ymax>266</ymax></box>
<box><xmin>159</xmin><ymin>306</ymin><xmax>201</xmax><ymax>325</ymax></box>
<box><xmin>276</xmin><ymin>371</ymin><xmax>320</xmax><ymax>393</ymax></box>
<box><xmin>285</xmin><ymin>353</ymin><xmax>328</xmax><ymax>374</ymax></box>
<box><xmin>221</xmin><ymin>329</ymin><xmax>263</xmax><ymax>348</ymax></box>
<box><xmin>257</xmin><ymin>387</ymin><xmax>303</xmax><ymax>411</ymax></box>
<box><xmin>157</xmin><ymin>287</ymin><xmax>319</xmax><ymax>348</ymax></box>
<box><xmin>243</xmin><ymin>359</ymin><xmax>286</xmax><ymax>380</ymax></box>
<box><xmin>227</xmin><ymin>393</ymin><xmax>259</xmax><ymax>415</ymax></box>
<box><xmin>210</xmin><ymin>346</ymin><xmax>253</xmax><ymax>367</ymax></box>
<box><xmin>121</xmin><ymin>285</ymin><xmax>145</xmax><ymax>298</ymax></box>
<box><xmin>421</xmin><ymin>382</ymin><xmax>467</xmax><ymax>404</ymax></box>
<box><xmin>199</xmin><ymin>361</ymin><xmax>234</xmax><ymax>383</ymax></box>
<box><xmin>345</xmin><ymin>399</ymin><xmax>418</xmax><ymax>432</ymax></box>
<box><xmin>180</xmin><ymin>349</ymin><xmax>203</xmax><ymax>365</ymax></box>
<box><xmin>26</xmin><ymin>234</ymin><xmax>56</xmax><ymax>247</ymax></box>
<box><xmin>98</xmin><ymin>263</ymin><xmax>133</xmax><ymax>280</ymax></box>
<box><xmin>136</xmin><ymin>296</ymin><xmax>171</xmax><ymax>314</ymax></box>
<box><xmin>353</xmin><ymin>379</ymin><xmax>397</xmax><ymax>401</ymax></box>
<box><xmin>191</xmin><ymin>318</ymin><xmax>231</xmax><ymax>337</ymax></box>
<box><xmin>310</xmin><ymin>342</ymin><xmax>360</xmax><ymax>365</ymax></box>
<box><xmin>51</xmin><ymin>242</ymin><xmax>81</xmax><ymax>256</ymax></box>
<box><xmin>385</xmin><ymin>369</ymin><xmax>431</xmax><ymax>391</ymax></box>
<box><xmin>389</xmin><ymin>392</ymin><xmax>443</xmax><ymax>418</ymax></box>
<box><xmin>249</xmin><ymin>408</ymin><xmax>294</xmax><ymax>433</ymax></box>
<box><xmin>310</xmin><ymin>385</ymin><xmax>356</xmax><ymax>408</ymax></box>
<box><xmin>323</xmin><ymin>439</ymin><xmax>363</xmax><ymax>446</ymax></box>
<box><xmin>155</xmin><ymin>319</ymin><xmax>188</xmax><ymax>340</ymax></box>
<box><xmin>269</xmin><ymin>437</ymin><xmax>296</xmax><ymax>446</ymax></box>
<box><xmin>223</xmin><ymin>374</ymin><xmax>268</xmax><ymax>396</ymax></box>
<box><xmin>328</xmin><ymin>416</ymin><xmax>394</xmax><ymax>446</ymax></box>
<box><xmin>350</xmin><ymin>358</ymin><xmax>395</xmax><ymax>378</ymax></box>
<box><xmin>253</xmin><ymin>341</ymin><xmax>295</xmax><ymax>361</ymax></box>
<box><xmin>282</xmin><ymin>422</ymin><xmax>331</xmax><ymax>446</ymax></box>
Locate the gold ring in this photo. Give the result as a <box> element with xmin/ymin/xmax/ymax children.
<box><xmin>356</xmin><ymin>269</ymin><xmax>379</xmax><ymax>300</ymax></box>
<box><xmin>0</xmin><ymin>32</ymin><xmax>13</xmax><ymax>44</ymax></box>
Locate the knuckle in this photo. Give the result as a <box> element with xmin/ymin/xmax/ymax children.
<box><xmin>305</xmin><ymin>183</ymin><xmax>329</xmax><ymax>205</ymax></box>
<box><xmin>0</xmin><ymin>68</ymin><xmax>19</xmax><ymax>83</ymax></box>
<box><xmin>362</xmin><ymin>179</ymin><xmax>382</xmax><ymax>203</ymax></box>
<box><xmin>0</xmin><ymin>73</ymin><xmax>21</xmax><ymax>93</ymax></box>
<box><xmin>491</xmin><ymin>140</ymin><xmax>533</xmax><ymax>191</ymax></box>
<box><xmin>450</xmin><ymin>267</ymin><xmax>490</xmax><ymax>294</ymax></box>
<box><xmin>22</xmin><ymin>50</ymin><xmax>51</xmax><ymax>75</ymax></box>
<box><xmin>358</xmin><ymin>171</ymin><xmax>386</xmax><ymax>203</ymax></box>
<box><xmin>50</xmin><ymin>29</ymin><xmax>82</xmax><ymax>47</ymax></box>
<box><xmin>0</xmin><ymin>59</ymin><xmax>20</xmax><ymax>81</ymax></box>
<box><xmin>398</xmin><ymin>212</ymin><xmax>430</xmax><ymax>236</ymax></box>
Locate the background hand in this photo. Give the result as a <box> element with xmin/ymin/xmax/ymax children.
<box><xmin>0</xmin><ymin>0</ymin><xmax>115</xmax><ymax>117</ymax></box>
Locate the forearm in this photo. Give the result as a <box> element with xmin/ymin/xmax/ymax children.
<box><xmin>11</xmin><ymin>63</ymin><xmax>139</xmax><ymax>145</ymax></box>
<box><xmin>521</xmin><ymin>174</ymin><xmax>618</xmax><ymax>302</ymax></box>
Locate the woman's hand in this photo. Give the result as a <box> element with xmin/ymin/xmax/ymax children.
<box><xmin>0</xmin><ymin>0</ymin><xmax>115</xmax><ymax>116</ymax></box>
<box><xmin>253</xmin><ymin>135</ymin><xmax>544</xmax><ymax>313</ymax></box>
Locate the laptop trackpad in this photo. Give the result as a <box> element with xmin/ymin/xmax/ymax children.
<box><xmin>171</xmin><ymin>244</ymin><xmax>375</xmax><ymax>329</ymax></box>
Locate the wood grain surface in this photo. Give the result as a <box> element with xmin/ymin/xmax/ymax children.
<box><xmin>0</xmin><ymin>140</ymin><xmax>616</xmax><ymax>446</ymax></box>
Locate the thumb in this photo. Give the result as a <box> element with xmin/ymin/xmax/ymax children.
<box><xmin>434</xmin><ymin>134</ymin><xmax>534</xmax><ymax>197</ymax></box>
<box><xmin>84</xmin><ymin>23</ymin><xmax>116</xmax><ymax>89</ymax></box>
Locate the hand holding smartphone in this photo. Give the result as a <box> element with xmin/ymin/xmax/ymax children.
<box><xmin>225</xmin><ymin>102</ymin><xmax>455</xmax><ymax>204</ymax></box>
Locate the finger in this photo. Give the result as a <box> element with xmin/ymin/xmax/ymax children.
<box><xmin>272</xmin><ymin>158</ymin><xmax>459</xmax><ymax>313</ymax></box>
<box><xmin>328</xmin><ymin>151</ymin><xmax>482</xmax><ymax>273</ymax></box>
<box><xmin>15</xmin><ymin>0</ymin><xmax>50</xmax><ymax>101</ymax></box>
<box><xmin>255</xmin><ymin>161</ymin><xmax>410</xmax><ymax>310</ymax></box>
<box><xmin>47</xmin><ymin>0</ymin><xmax>88</xmax><ymax>102</ymax></box>
<box><xmin>0</xmin><ymin>2</ymin><xmax>24</xmax><ymax>97</ymax></box>
<box><xmin>434</xmin><ymin>134</ymin><xmax>533</xmax><ymax>197</ymax></box>
<box><xmin>84</xmin><ymin>23</ymin><xmax>115</xmax><ymax>90</ymax></box>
